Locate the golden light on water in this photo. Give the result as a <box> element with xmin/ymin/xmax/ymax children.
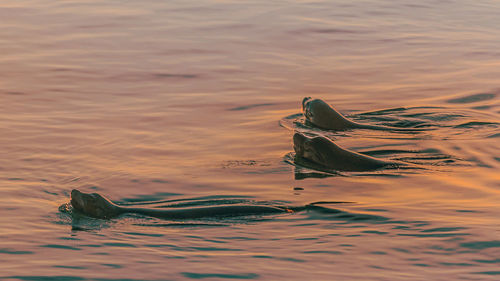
<box><xmin>1</xmin><ymin>0</ymin><xmax>500</xmax><ymax>280</ymax></box>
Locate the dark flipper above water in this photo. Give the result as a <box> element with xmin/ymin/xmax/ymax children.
<box><xmin>293</xmin><ymin>132</ymin><xmax>398</xmax><ymax>172</ymax></box>
<box><xmin>70</xmin><ymin>189</ymin><xmax>297</xmax><ymax>220</ymax></box>
<box><xmin>302</xmin><ymin>97</ymin><xmax>424</xmax><ymax>131</ymax></box>
<box><xmin>70</xmin><ymin>189</ymin><xmax>123</xmax><ymax>219</ymax></box>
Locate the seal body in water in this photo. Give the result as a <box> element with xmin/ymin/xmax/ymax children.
<box><xmin>293</xmin><ymin>132</ymin><xmax>397</xmax><ymax>172</ymax></box>
<box><xmin>302</xmin><ymin>97</ymin><xmax>421</xmax><ymax>131</ymax></box>
<box><xmin>70</xmin><ymin>189</ymin><xmax>301</xmax><ymax>219</ymax></box>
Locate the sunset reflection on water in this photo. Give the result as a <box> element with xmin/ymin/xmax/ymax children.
<box><xmin>1</xmin><ymin>0</ymin><xmax>499</xmax><ymax>280</ymax></box>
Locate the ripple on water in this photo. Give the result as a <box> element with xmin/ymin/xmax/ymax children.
<box><xmin>182</xmin><ymin>272</ymin><xmax>259</xmax><ymax>279</ymax></box>
<box><xmin>447</xmin><ymin>93</ymin><xmax>497</xmax><ymax>104</ymax></box>
<box><xmin>0</xmin><ymin>248</ymin><xmax>34</xmax><ymax>255</ymax></box>
<box><xmin>460</xmin><ymin>241</ymin><xmax>500</xmax><ymax>250</ymax></box>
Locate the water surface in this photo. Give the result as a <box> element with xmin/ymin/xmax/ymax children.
<box><xmin>1</xmin><ymin>0</ymin><xmax>499</xmax><ymax>280</ymax></box>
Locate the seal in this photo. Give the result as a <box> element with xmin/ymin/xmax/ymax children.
<box><xmin>70</xmin><ymin>189</ymin><xmax>299</xmax><ymax>219</ymax></box>
<box><xmin>302</xmin><ymin>97</ymin><xmax>421</xmax><ymax>131</ymax></box>
<box><xmin>293</xmin><ymin>132</ymin><xmax>398</xmax><ymax>171</ymax></box>
<box><xmin>69</xmin><ymin>190</ymin><xmax>352</xmax><ymax>220</ymax></box>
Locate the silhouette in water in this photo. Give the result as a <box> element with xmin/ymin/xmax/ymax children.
<box><xmin>293</xmin><ymin>132</ymin><xmax>399</xmax><ymax>172</ymax></box>
<box><xmin>302</xmin><ymin>97</ymin><xmax>423</xmax><ymax>131</ymax></box>
<box><xmin>69</xmin><ymin>189</ymin><xmax>348</xmax><ymax>220</ymax></box>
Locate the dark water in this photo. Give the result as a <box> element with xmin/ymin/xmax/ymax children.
<box><xmin>1</xmin><ymin>0</ymin><xmax>499</xmax><ymax>280</ymax></box>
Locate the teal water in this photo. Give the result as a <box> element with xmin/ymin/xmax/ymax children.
<box><xmin>1</xmin><ymin>0</ymin><xmax>499</xmax><ymax>280</ymax></box>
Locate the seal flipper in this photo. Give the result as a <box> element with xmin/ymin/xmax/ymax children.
<box><xmin>71</xmin><ymin>189</ymin><xmax>123</xmax><ymax>219</ymax></box>
<box><xmin>293</xmin><ymin>132</ymin><xmax>397</xmax><ymax>172</ymax></box>
<box><xmin>302</xmin><ymin>98</ymin><xmax>359</xmax><ymax>130</ymax></box>
<box><xmin>302</xmin><ymin>98</ymin><xmax>426</xmax><ymax>131</ymax></box>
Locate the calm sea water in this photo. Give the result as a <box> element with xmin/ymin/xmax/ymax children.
<box><xmin>1</xmin><ymin>0</ymin><xmax>499</xmax><ymax>280</ymax></box>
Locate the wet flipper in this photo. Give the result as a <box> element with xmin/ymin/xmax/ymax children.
<box><xmin>293</xmin><ymin>132</ymin><xmax>399</xmax><ymax>172</ymax></box>
<box><xmin>302</xmin><ymin>98</ymin><xmax>427</xmax><ymax>131</ymax></box>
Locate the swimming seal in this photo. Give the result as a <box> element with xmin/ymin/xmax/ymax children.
<box><xmin>69</xmin><ymin>190</ymin><xmax>351</xmax><ymax>220</ymax></box>
<box><xmin>293</xmin><ymin>132</ymin><xmax>397</xmax><ymax>171</ymax></box>
<box><xmin>70</xmin><ymin>189</ymin><xmax>298</xmax><ymax>219</ymax></box>
<box><xmin>302</xmin><ymin>97</ymin><xmax>421</xmax><ymax>131</ymax></box>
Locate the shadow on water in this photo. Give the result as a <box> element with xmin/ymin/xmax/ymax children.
<box><xmin>283</xmin><ymin>152</ymin><xmax>346</xmax><ymax>180</ymax></box>
<box><xmin>446</xmin><ymin>92</ymin><xmax>497</xmax><ymax>104</ymax></box>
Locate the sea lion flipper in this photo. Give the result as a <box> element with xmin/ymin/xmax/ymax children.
<box><xmin>71</xmin><ymin>189</ymin><xmax>122</xmax><ymax>219</ymax></box>
<box><xmin>293</xmin><ymin>132</ymin><xmax>395</xmax><ymax>172</ymax></box>
<box><xmin>302</xmin><ymin>98</ymin><xmax>356</xmax><ymax>130</ymax></box>
<box><xmin>302</xmin><ymin>98</ymin><xmax>425</xmax><ymax>131</ymax></box>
